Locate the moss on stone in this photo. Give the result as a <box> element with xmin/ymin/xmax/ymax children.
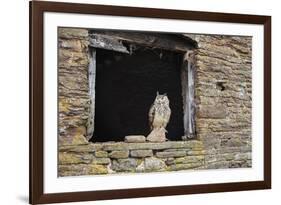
<box><xmin>59</xmin><ymin>153</ymin><xmax>81</xmax><ymax>165</ymax></box>
<box><xmin>95</xmin><ymin>151</ymin><xmax>108</xmax><ymax>158</ymax></box>
<box><xmin>90</xmin><ymin>165</ymin><xmax>108</xmax><ymax>174</ymax></box>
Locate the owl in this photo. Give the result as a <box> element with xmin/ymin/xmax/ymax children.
<box><xmin>148</xmin><ymin>92</ymin><xmax>171</xmax><ymax>131</ymax></box>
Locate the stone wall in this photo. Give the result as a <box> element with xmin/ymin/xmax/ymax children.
<box><xmin>189</xmin><ymin>34</ymin><xmax>252</xmax><ymax>168</ymax></box>
<box><xmin>59</xmin><ymin>140</ymin><xmax>205</xmax><ymax>176</ymax></box>
<box><xmin>58</xmin><ymin>28</ymin><xmax>252</xmax><ymax>176</ymax></box>
<box><xmin>58</xmin><ymin>28</ymin><xmax>90</xmax><ymax>145</ymax></box>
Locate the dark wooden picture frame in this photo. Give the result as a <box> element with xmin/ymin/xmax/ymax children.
<box><xmin>30</xmin><ymin>1</ymin><xmax>271</xmax><ymax>204</ymax></box>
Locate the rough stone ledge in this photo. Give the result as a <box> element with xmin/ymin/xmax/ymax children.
<box><xmin>59</xmin><ymin>140</ymin><xmax>203</xmax><ymax>152</ymax></box>
<box><xmin>102</xmin><ymin>140</ymin><xmax>203</xmax><ymax>151</ymax></box>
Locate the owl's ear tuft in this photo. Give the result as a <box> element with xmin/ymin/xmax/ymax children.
<box><xmin>163</xmin><ymin>93</ymin><xmax>167</xmax><ymax>96</ymax></box>
<box><xmin>156</xmin><ymin>91</ymin><xmax>159</xmax><ymax>96</ymax></box>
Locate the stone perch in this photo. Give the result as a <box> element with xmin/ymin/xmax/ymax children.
<box><xmin>147</xmin><ymin>127</ymin><xmax>167</xmax><ymax>142</ymax></box>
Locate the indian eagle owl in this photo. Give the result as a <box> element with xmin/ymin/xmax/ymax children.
<box><xmin>148</xmin><ymin>92</ymin><xmax>171</xmax><ymax>131</ymax></box>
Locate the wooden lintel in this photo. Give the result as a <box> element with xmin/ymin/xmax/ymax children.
<box><xmin>89</xmin><ymin>34</ymin><xmax>129</xmax><ymax>53</ymax></box>
<box><xmin>89</xmin><ymin>31</ymin><xmax>196</xmax><ymax>53</ymax></box>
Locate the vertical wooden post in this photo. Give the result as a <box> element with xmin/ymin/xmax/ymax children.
<box><xmin>86</xmin><ymin>48</ymin><xmax>96</xmax><ymax>140</ymax></box>
<box><xmin>181</xmin><ymin>51</ymin><xmax>196</xmax><ymax>139</ymax></box>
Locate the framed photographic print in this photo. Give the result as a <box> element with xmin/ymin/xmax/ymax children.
<box><xmin>29</xmin><ymin>1</ymin><xmax>271</xmax><ymax>204</ymax></box>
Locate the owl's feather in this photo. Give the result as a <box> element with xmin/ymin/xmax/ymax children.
<box><xmin>148</xmin><ymin>104</ymin><xmax>156</xmax><ymax>130</ymax></box>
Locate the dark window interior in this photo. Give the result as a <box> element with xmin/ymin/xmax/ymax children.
<box><xmin>91</xmin><ymin>46</ymin><xmax>184</xmax><ymax>142</ymax></box>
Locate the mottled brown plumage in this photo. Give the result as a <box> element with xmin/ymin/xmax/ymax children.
<box><xmin>148</xmin><ymin>92</ymin><xmax>171</xmax><ymax>131</ymax></box>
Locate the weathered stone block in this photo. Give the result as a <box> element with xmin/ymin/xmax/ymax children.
<box><xmin>156</xmin><ymin>151</ymin><xmax>186</xmax><ymax>158</ymax></box>
<box><xmin>59</xmin><ymin>126</ymin><xmax>88</xmax><ymax>146</ymax></box>
<box><xmin>175</xmin><ymin>156</ymin><xmax>204</xmax><ymax>164</ymax></box>
<box><xmin>135</xmin><ymin>161</ymin><xmax>145</xmax><ymax>172</ymax></box>
<box><xmin>226</xmin><ymin>137</ymin><xmax>243</xmax><ymax>147</ymax></box>
<box><xmin>103</xmin><ymin>143</ymin><xmax>128</xmax><ymax>151</ymax></box>
<box><xmin>58</xmin><ymin>49</ymin><xmax>89</xmax><ymax>67</ymax></box>
<box><xmin>229</xmin><ymin>161</ymin><xmax>249</xmax><ymax>168</ymax></box>
<box><xmin>197</xmin><ymin>105</ymin><xmax>227</xmax><ymax>119</ymax></box>
<box><xmin>58</xmin><ymin>164</ymin><xmax>91</xmax><ymax>176</ymax></box>
<box><xmin>59</xmin><ymin>152</ymin><xmax>92</xmax><ymax>165</ymax></box>
<box><xmin>92</xmin><ymin>158</ymin><xmax>111</xmax><ymax>165</ymax></box>
<box><xmin>218</xmin><ymin>147</ymin><xmax>241</xmax><ymax>154</ymax></box>
<box><xmin>59</xmin><ymin>28</ymin><xmax>89</xmax><ymax>39</ymax></box>
<box><xmin>223</xmin><ymin>153</ymin><xmax>235</xmax><ymax>161</ymax></box>
<box><xmin>124</xmin><ymin>135</ymin><xmax>146</xmax><ymax>143</ymax></box>
<box><xmin>128</xmin><ymin>142</ymin><xmax>170</xmax><ymax>150</ymax></box>
<box><xmin>59</xmin><ymin>143</ymin><xmax>102</xmax><ymax>153</ymax></box>
<box><xmin>240</xmin><ymin>146</ymin><xmax>252</xmax><ymax>153</ymax></box>
<box><xmin>59</xmin><ymin>39</ymin><xmax>84</xmax><ymax>52</ymax></box>
<box><xmin>143</xmin><ymin>157</ymin><xmax>166</xmax><ymax>171</ymax></box>
<box><xmin>187</xmin><ymin>150</ymin><xmax>206</xmax><ymax>156</ymax></box>
<box><xmin>163</xmin><ymin>148</ymin><xmax>191</xmax><ymax>152</ymax></box>
<box><xmin>169</xmin><ymin>162</ymin><xmax>203</xmax><ymax>171</ymax></box>
<box><xmin>111</xmin><ymin>159</ymin><xmax>137</xmax><ymax>172</ymax></box>
<box><xmin>95</xmin><ymin>151</ymin><xmax>108</xmax><ymax>158</ymax></box>
<box><xmin>89</xmin><ymin>164</ymin><xmax>108</xmax><ymax>174</ymax></box>
<box><xmin>109</xmin><ymin>150</ymin><xmax>129</xmax><ymax>159</ymax></box>
<box><xmin>165</xmin><ymin>158</ymin><xmax>175</xmax><ymax>165</ymax></box>
<box><xmin>234</xmin><ymin>152</ymin><xmax>251</xmax><ymax>160</ymax></box>
<box><xmin>130</xmin><ymin>150</ymin><xmax>153</xmax><ymax>157</ymax></box>
<box><xmin>206</xmin><ymin>161</ymin><xmax>230</xmax><ymax>169</ymax></box>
